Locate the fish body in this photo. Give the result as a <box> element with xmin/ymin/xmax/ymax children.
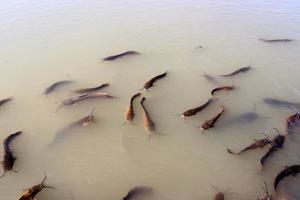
<box><xmin>19</xmin><ymin>175</ymin><xmax>54</xmax><ymax>200</ymax></box>
<box><xmin>44</xmin><ymin>80</ymin><xmax>73</xmax><ymax>94</ymax></box>
<box><xmin>140</xmin><ymin>97</ymin><xmax>156</xmax><ymax>135</ymax></box>
<box><xmin>201</xmin><ymin>106</ymin><xmax>224</xmax><ymax>131</ymax></box>
<box><xmin>103</xmin><ymin>51</ymin><xmax>140</xmax><ymax>61</ymax></box>
<box><xmin>125</xmin><ymin>92</ymin><xmax>141</xmax><ymax>122</ymax></box>
<box><xmin>73</xmin><ymin>83</ymin><xmax>109</xmax><ymax>94</ymax></box>
<box><xmin>274</xmin><ymin>165</ymin><xmax>300</xmax><ymax>190</ymax></box>
<box><xmin>227</xmin><ymin>138</ymin><xmax>271</xmax><ymax>155</ymax></box>
<box><xmin>259</xmin><ymin>38</ymin><xmax>292</xmax><ymax>43</ymax></box>
<box><xmin>211</xmin><ymin>86</ymin><xmax>235</xmax><ymax>96</ymax></box>
<box><xmin>1</xmin><ymin>131</ymin><xmax>22</xmax><ymax>178</ymax></box>
<box><xmin>0</xmin><ymin>97</ymin><xmax>13</xmax><ymax>106</ymax></box>
<box><xmin>181</xmin><ymin>98</ymin><xmax>214</xmax><ymax>118</ymax></box>
<box><xmin>141</xmin><ymin>71</ymin><xmax>167</xmax><ymax>90</ymax></box>
<box><xmin>220</xmin><ymin>66</ymin><xmax>251</xmax><ymax>77</ymax></box>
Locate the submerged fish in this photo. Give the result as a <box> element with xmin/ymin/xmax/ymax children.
<box><xmin>220</xmin><ymin>65</ymin><xmax>251</xmax><ymax>77</ymax></box>
<box><xmin>49</xmin><ymin>110</ymin><xmax>95</xmax><ymax>147</ymax></box>
<box><xmin>0</xmin><ymin>131</ymin><xmax>22</xmax><ymax>178</ymax></box>
<box><xmin>123</xmin><ymin>186</ymin><xmax>152</xmax><ymax>200</ymax></box>
<box><xmin>263</xmin><ymin>98</ymin><xmax>300</xmax><ymax>110</ymax></box>
<box><xmin>103</xmin><ymin>51</ymin><xmax>140</xmax><ymax>61</ymax></box>
<box><xmin>44</xmin><ymin>80</ymin><xmax>73</xmax><ymax>95</ymax></box>
<box><xmin>259</xmin><ymin>38</ymin><xmax>293</xmax><ymax>43</ymax></box>
<box><xmin>0</xmin><ymin>97</ymin><xmax>13</xmax><ymax>107</ymax></box>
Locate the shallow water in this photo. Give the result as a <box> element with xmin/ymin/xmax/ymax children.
<box><xmin>1</xmin><ymin>0</ymin><xmax>300</xmax><ymax>199</ymax></box>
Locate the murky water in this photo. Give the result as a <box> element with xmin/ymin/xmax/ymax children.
<box><xmin>1</xmin><ymin>0</ymin><xmax>300</xmax><ymax>199</ymax></box>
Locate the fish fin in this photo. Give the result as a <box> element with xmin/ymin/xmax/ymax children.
<box><xmin>12</xmin><ymin>169</ymin><xmax>18</xmax><ymax>173</ymax></box>
<box><xmin>226</xmin><ymin>148</ymin><xmax>236</xmax><ymax>154</ymax></box>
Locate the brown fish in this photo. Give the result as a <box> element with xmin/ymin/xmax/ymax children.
<box><xmin>49</xmin><ymin>110</ymin><xmax>95</xmax><ymax>147</ymax></box>
<box><xmin>0</xmin><ymin>97</ymin><xmax>13</xmax><ymax>107</ymax></box>
<box><xmin>259</xmin><ymin>38</ymin><xmax>293</xmax><ymax>43</ymax></box>
<box><xmin>57</xmin><ymin>92</ymin><xmax>114</xmax><ymax>112</ymax></box>
<box><xmin>180</xmin><ymin>98</ymin><xmax>215</xmax><ymax>119</ymax></box>
<box><xmin>140</xmin><ymin>71</ymin><xmax>167</xmax><ymax>90</ymax></box>
<box><xmin>103</xmin><ymin>51</ymin><xmax>140</xmax><ymax>61</ymax></box>
<box><xmin>227</xmin><ymin>136</ymin><xmax>271</xmax><ymax>155</ymax></box>
<box><xmin>44</xmin><ymin>80</ymin><xmax>73</xmax><ymax>95</ymax></box>
<box><xmin>286</xmin><ymin>112</ymin><xmax>300</xmax><ymax>134</ymax></box>
<box><xmin>260</xmin><ymin>134</ymin><xmax>285</xmax><ymax>167</ymax></box>
<box><xmin>18</xmin><ymin>173</ymin><xmax>55</xmax><ymax>200</ymax></box>
<box><xmin>123</xmin><ymin>92</ymin><xmax>141</xmax><ymax>124</ymax></box>
<box><xmin>201</xmin><ymin>106</ymin><xmax>224</xmax><ymax>132</ymax></box>
<box><xmin>211</xmin><ymin>86</ymin><xmax>235</xmax><ymax>96</ymax></box>
<box><xmin>220</xmin><ymin>65</ymin><xmax>251</xmax><ymax>77</ymax></box>
<box><xmin>123</xmin><ymin>186</ymin><xmax>152</xmax><ymax>200</ymax></box>
<box><xmin>214</xmin><ymin>192</ymin><xmax>225</xmax><ymax>200</ymax></box>
<box><xmin>72</xmin><ymin>83</ymin><xmax>109</xmax><ymax>94</ymax></box>
<box><xmin>0</xmin><ymin>131</ymin><xmax>22</xmax><ymax>178</ymax></box>
<box><xmin>76</xmin><ymin>108</ymin><xmax>96</xmax><ymax>127</ymax></box>
<box><xmin>140</xmin><ymin>97</ymin><xmax>156</xmax><ymax>137</ymax></box>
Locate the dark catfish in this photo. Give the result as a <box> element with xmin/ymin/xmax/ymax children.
<box><xmin>260</xmin><ymin>135</ymin><xmax>285</xmax><ymax>167</ymax></box>
<box><xmin>44</xmin><ymin>80</ymin><xmax>73</xmax><ymax>94</ymax></box>
<box><xmin>220</xmin><ymin>65</ymin><xmax>251</xmax><ymax>77</ymax></box>
<box><xmin>123</xmin><ymin>186</ymin><xmax>152</xmax><ymax>200</ymax></box>
<box><xmin>274</xmin><ymin>164</ymin><xmax>300</xmax><ymax>190</ymax></box>
<box><xmin>180</xmin><ymin>98</ymin><xmax>214</xmax><ymax>119</ymax></box>
<box><xmin>72</xmin><ymin>83</ymin><xmax>109</xmax><ymax>94</ymax></box>
<box><xmin>0</xmin><ymin>131</ymin><xmax>22</xmax><ymax>178</ymax></box>
<box><xmin>18</xmin><ymin>173</ymin><xmax>55</xmax><ymax>200</ymax></box>
<box><xmin>201</xmin><ymin>106</ymin><xmax>224</xmax><ymax>132</ymax></box>
<box><xmin>0</xmin><ymin>97</ymin><xmax>13</xmax><ymax>107</ymax></box>
<box><xmin>211</xmin><ymin>86</ymin><xmax>235</xmax><ymax>96</ymax></box>
<box><xmin>103</xmin><ymin>51</ymin><xmax>140</xmax><ymax>61</ymax></box>
<box><xmin>259</xmin><ymin>38</ymin><xmax>293</xmax><ymax>43</ymax></box>
<box><xmin>140</xmin><ymin>71</ymin><xmax>167</xmax><ymax>90</ymax></box>
<box><xmin>224</xmin><ymin>112</ymin><xmax>265</xmax><ymax>126</ymax></box>
<box><xmin>227</xmin><ymin>137</ymin><xmax>271</xmax><ymax>155</ymax></box>
<box><xmin>263</xmin><ymin>98</ymin><xmax>300</xmax><ymax>110</ymax></box>
<box><xmin>124</xmin><ymin>92</ymin><xmax>141</xmax><ymax>123</ymax></box>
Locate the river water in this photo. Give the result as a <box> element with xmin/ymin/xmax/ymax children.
<box><xmin>0</xmin><ymin>1</ymin><xmax>300</xmax><ymax>200</ymax></box>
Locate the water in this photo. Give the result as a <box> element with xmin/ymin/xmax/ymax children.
<box><xmin>0</xmin><ymin>0</ymin><xmax>300</xmax><ymax>199</ymax></box>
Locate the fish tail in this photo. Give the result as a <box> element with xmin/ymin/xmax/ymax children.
<box><xmin>0</xmin><ymin>170</ymin><xmax>6</xmax><ymax>179</ymax></box>
<box><xmin>55</xmin><ymin>104</ymin><xmax>62</xmax><ymax>113</ymax></box>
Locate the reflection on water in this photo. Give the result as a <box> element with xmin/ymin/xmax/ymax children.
<box><xmin>0</xmin><ymin>0</ymin><xmax>300</xmax><ymax>200</ymax></box>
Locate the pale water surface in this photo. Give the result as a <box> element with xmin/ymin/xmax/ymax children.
<box><xmin>0</xmin><ymin>1</ymin><xmax>300</xmax><ymax>199</ymax></box>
